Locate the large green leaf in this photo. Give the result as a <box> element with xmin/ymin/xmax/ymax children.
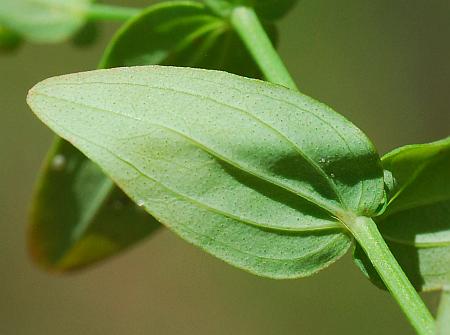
<box><xmin>30</xmin><ymin>0</ymin><xmax>275</xmax><ymax>272</ymax></box>
<box><xmin>27</xmin><ymin>66</ymin><xmax>385</xmax><ymax>278</ymax></box>
<box><xmin>354</xmin><ymin>137</ymin><xmax>450</xmax><ymax>291</ymax></box>
<box><xmin>0</xmin><ymin>0</ymin><xmax>93</xmax><ymax>43</ymax></box>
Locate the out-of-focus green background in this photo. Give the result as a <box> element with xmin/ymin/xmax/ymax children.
<box><xmin>1</xmin><ymin>0</ymin><xmax>449</xmax><ymax>334</ymax></box>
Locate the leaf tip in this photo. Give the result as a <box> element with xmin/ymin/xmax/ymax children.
<box><xmin>26</xmin><ymin>82</ymin><xmax>41</xmax><ymax>108</ymax></box>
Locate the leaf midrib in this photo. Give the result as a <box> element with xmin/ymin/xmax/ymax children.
<box><xmin>33</xmin><ymin>88</ymin><xmax>347</xmax><ymax>220</ymax></box>
<box><xmin>70</xmin><ymin>177</ymin><xmax>114</xmax><ymax>242</ymax></box>
<box><xmin>37</xmin><ymin>78</ymin><xmax>349</xmax><ymax>208</ymax></box>
<box><xmin>35</xmin><ymin>92</ymin><xmax>343</xmax><ymax>232</ymax></box>
<box><xmin>134</xmin><ymin>70</ymin><xmax>367</xmax><ymax>211</ymax></box>
<box><xmin>44</xmin><ymin>122</ymin><xmax>350</xmax><ymax>267</ymax></box>
<box><xmin>34</xmin><ymin>107</ymin><xmax>351</xmax><ymax>266</ymax></box>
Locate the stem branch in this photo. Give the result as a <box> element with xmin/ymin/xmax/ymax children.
<box><xmin>437</xmin><ymin>289</ymin><xmax>450</xmax><ymax>335</ymax></box>
<box><xmin>346</xmin><ymin>216</ymin><xmax>435</xmax><ymax>335</ymax></box>
<box><xmin>87</xmin><ymin>3</ymin><xmax>141</xmax><ymax>22</ymax></box>
<box><xmin>230</xmin><ymin>6</ymin><xmax>298</xmax><ymax>90</ymax></box>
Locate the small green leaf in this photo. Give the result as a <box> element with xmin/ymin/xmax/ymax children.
<box><xmin>354</xmin><ymin>137</ymin><xmax>450</xmax><ymax>291</ymax></box>
<box><xmin>29</xmin><ymin>139</ymin><xmax>161</xmax><ymax>271</ymax></box>
<box><xmin>0</xmin><ymin>0</ymin><xmax>92</xmax><ymax>43</ymax></box>
<box><xmin>100</xmin><ymin>1</ymin><xmax>273</xmax><ymax>78</ymax></box>
<box><xmin>27</xmin><ymin>66</ymin><xmax>385</xmax><ymax>278</ymax></box>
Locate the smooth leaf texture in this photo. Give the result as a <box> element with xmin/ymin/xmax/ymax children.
<box><xmin>100</xmin><ymin>1</ymin><xmax>273</xmax><ymax>77</ymax></box>
<box><xmin>0</xmin><ymin>0</ymin><xmax>92</xmax><ymax>43</ymax></box>
<box><xmin>354</xmin><ymin>137</ymin><xmax>450</xmax><ymax>291</ymax></box>
<box><xmin>28</xmin><ymin>66</ymin><xmax>385</xmax><ymax>278</ymax></box>
<box><xmin>30</xmin><ymin>0</ymin><xmax>275</xmax><ymax>272</ymax></box>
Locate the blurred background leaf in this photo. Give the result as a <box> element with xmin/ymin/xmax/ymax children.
<box><xmin>0</xmin><ymin>0</ymin><xmax>93</xmax><ymax>43</ymax></box>
<box><xmin>0</xmin><ymin>26</ymin><xmax>22</xmax><ymax>52</ymax></box>
<box><xmin>0</xmin><ymin>0</ymin><xmax>448</xmax><ymax>334</ymax></box>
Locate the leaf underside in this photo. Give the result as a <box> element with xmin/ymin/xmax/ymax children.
<box><xmin>354</xmin><ymin>137</ymin><xmax>450</xmax><ymax>291</ymax></box>
<box><xmin>28</xmin><ymin>66</ymin><xmax>384</xmax><ymax>278</ymax></box>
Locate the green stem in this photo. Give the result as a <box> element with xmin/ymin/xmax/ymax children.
<box><xmin>345</xmin><ymin>216</ymin><xmax>435</xmax><ymax>335</ymax></box>
<box><xmin>230</xmin><ymin>6</ymin><xmax>298</xmax><ymax>90</ymax></box>
<box><xmin>437</xmin><ymin>289</ymin><xmax>450</xmax><ymax>335</ymax></box>
<box><xmin>87</xmin><ymin>3</ymin><xmax>141</xmax><ymax>22</ymax></box>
